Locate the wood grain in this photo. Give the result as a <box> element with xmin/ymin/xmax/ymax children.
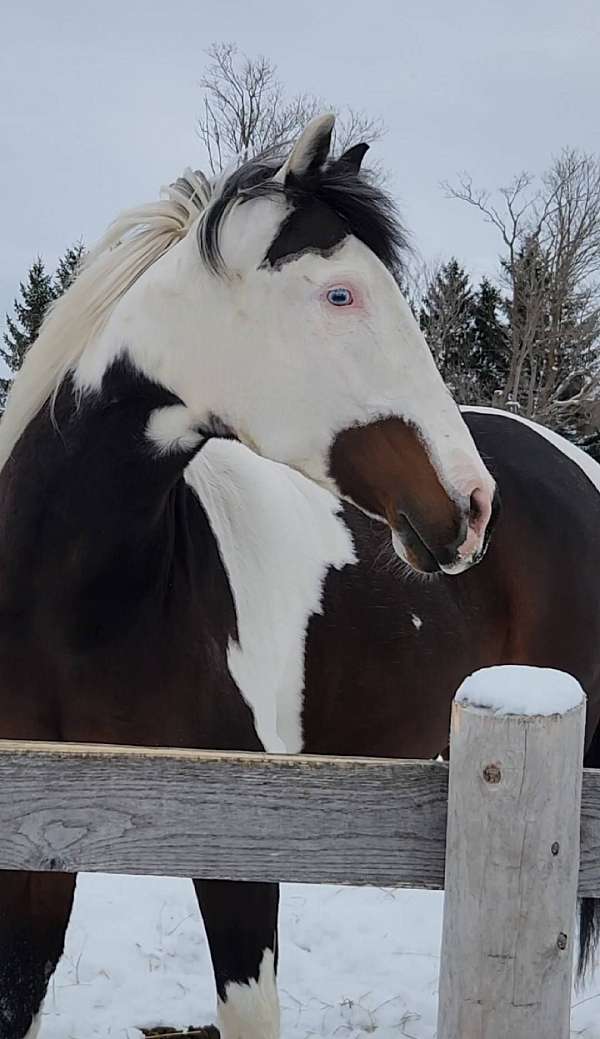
<box><xmin>0</xmin><ymin>740</ymin><xmax>448</xmax><ymax>886</ymax></box>
<box><xmin>437</xmin><ymin>698</ymin><xmax>585</xmax><ymax>1039</ymax></box>
<box><xmin>0</xmin><ymin>739</ymin><xmax>598</xmax><ymax>895</ymax></box>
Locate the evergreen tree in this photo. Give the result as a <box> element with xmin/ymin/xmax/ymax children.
<box><xmin>53</xmin><ymin>241</ymin><xmax>85</xmax><ymax>296</ymax></box>
<box><xmin>419</xmin><ymin>259</ymin><xmax>478</xmax><ymax>402</ymax></box>
<box><xmin>471</xmin><ymin>278</ymin><xmax>509</xmax><ymax>401</ymax></box>
<box><xmin>1</xmin><ymin>244</ymin><xmax>84</xmax><ymax>411</ymax></box>
<box><xmin>420</xmin><ymin>262</ymin><xmax>511</xmax><ymax>406</ymax></box>
<box><xmin>1</xmin><ymin>258</ymin><xmax>54</xmax><ymax>409</ymax></box>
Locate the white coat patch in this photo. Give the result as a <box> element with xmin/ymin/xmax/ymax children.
<box><xmin>146</xmin><ymin>404</ymin><xmax>204</xmax><ymax>455</ymax></box>
<box><xmin>411</xmin><ymin>613</ymin><xmax>423</xmax><ymax>630</ymax></box>
<box><xmin>184</xmin><ymin>439</ymin><xmax>356</xmax><ymax>753</ymax></box>
<box><xmin>218</xmin><ymin>948</ymin><xmax>279</xmax><ymax>1039</ymax></box>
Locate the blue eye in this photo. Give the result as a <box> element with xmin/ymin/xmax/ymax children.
<box><xmin>326</xmin><ymin>286</ymin><xmax>354</xmax><ymax>306</ymax></box>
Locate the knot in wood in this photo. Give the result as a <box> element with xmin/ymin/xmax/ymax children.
<box><xmin>551</xmin><ymin>842</ymin><xmax>560</xmax><ymax>856</ymax></box>
<box><xmin>557</xmin><ymin>932</ymin><xmax>568</xmax><ymax>951</ymax></box>
<box><xmin>483</xmin><ymin>763</ymin><xmax>502</xmax><ymax>784</ymax></box>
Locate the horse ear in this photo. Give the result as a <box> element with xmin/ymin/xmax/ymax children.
<box><xmin>335</xmin><ymin>142</ymin><xmax>370</xmax><ymax>174</ymax></box>
<box><xmin>276</xmin><ymin>114</ymin><xmax>335</xmax><ymax>183</ymax></box>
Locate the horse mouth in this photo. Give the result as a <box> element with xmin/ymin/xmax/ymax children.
<box><xmin>389</xmin><ymin>487</ymin><xmax>501</xmax><ymax>576</ymax></box>
<box><xmin>390</xmin><ymin>514</ymin><xmax>441</xmax><ymax>575</ymax></box>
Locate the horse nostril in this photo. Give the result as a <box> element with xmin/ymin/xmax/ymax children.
<box><xmin>469</xmin><ymin>489</ymin><xmax>484</xmax><ymax>526</ymax></box>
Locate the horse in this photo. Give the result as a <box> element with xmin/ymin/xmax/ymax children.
<box><xmin>0</xmin><ymin>113</ymin><xmax>599</xmax><ymax>1039</ymax></box>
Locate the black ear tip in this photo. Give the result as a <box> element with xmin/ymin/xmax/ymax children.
<box><xmin>337</xmin><ymin>142</ymin><xmax>370</xmax><ymax>173</ymax></box>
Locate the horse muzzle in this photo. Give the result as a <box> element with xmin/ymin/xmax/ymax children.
<box><xmin>387</xmin><ymin>487</ymin><xmax>501</xmax><ymax>575</ymax></box>
<box><xmin>329</xmin><ymin>415</ymin><xmax>500</xmax><ymax>577</ymax></box>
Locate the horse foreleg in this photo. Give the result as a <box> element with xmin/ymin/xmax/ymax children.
<box><xmin>193</xmin><ymin>879</ymin><xmax>280</xmax><ymax>1039</ymax></box>
<box><xmin>0</xmin><ymin>870</ymin><xmax>76</xmax><ymax>1038</ymax></box>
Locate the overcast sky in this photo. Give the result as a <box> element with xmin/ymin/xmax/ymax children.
<box><xmin>2</xmin><ymin>0</ymin><xmax>600</xmax><ymax>340</ymax></box>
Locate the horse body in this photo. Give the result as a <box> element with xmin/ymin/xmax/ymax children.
<box><xmin>1</xmin><ymin>115</ymin><xmax>598</xmax><ymax>1037</ymax></box>
<box><xmin>305</xmin><ymin>410</ymin><xmax>600</xmax><ymax>758</ymax></box>
<box><xmin>3</xmin><ymin>373</ymin><xmax>600</xmax><ymax>1038</ymax></box>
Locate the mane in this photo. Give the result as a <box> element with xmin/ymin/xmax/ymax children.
<box><xmin>0</xmin><ymin>169</ymin><xmax>212</xmax><ymax>473</ymax></box>
<box><xmin>198</xmin><ymin>153</ymin><xmax>409</xmax><ymax>275</ymax></box>
<box><xmin>0</xmin><ymin>150</ymin><xmax>409</xmax><ymax>472</ymax></box>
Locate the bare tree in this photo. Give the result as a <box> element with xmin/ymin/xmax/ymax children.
<box><xmin>398</xmin><ymin>254</ymin><xmax>445</xmax><ymax>315</ymax></box>
<box><xmin>443</xmin><ymin>150</ymin><xmax>600</xmax><ymax>436</ymax></box>
<box><xmin>197</xmin><ymin>43</ymin><xmax>383</xmax><ymax>174</ymax></box>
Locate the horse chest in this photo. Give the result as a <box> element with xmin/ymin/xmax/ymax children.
<box><xmin>186</xmin><ymin>441</ymin><xmax>356</xmax><ymax>753</ymax></box>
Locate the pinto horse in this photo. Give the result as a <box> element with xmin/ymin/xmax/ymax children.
<box><xmin>0</xmin><ymin>115</ymin><xmax>599</xmax><ymax>1039</ymax></box>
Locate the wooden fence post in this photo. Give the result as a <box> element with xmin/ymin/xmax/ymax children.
<box><xmin>437</xmin><ymin>666</ymin><xmax>586</xmax><ymax>1039</ymax></box>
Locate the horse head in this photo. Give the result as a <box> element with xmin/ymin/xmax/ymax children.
<box><xmin>3</xmin><ymin>115</ymin><xmax>498</xmax><ymax>575</ymax></box>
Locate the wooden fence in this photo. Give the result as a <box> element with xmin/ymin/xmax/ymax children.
<box><xmin>0</xmin><ymin>669</ymin><xmax>598</xmax><ymax>1037</ymax></box>
<box><xmin>1</xmin><ymin>734</ymin><xmax>599</xmax><ymax>893</ymax></box>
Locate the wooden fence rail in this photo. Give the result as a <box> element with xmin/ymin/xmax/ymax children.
<box><xmin>1</xmin><ymin>737</ymin><xmax>600</xmax><ymax>896</ymax></box>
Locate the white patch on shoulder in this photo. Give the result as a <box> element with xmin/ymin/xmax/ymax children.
<box><xmin>146</xmin><ymin>404</ymin><xmax>204</xmax><ymax>456</ymax></box>
<box><xmin>184</xmin><ymin>439</ymin><xmax>356</xmax><ymax>753</ymax></box>
<box><xmin>411</xmin><ymin>613</ymin><xmax>422</xmax><ymax>630</ymax></box>
<box><xmin>218</xmin><ymin>948</ymin><xmax>279</xmax><ymax>1039</ymax></box>
<box><xmin>24</xmin><ymin>1016</ymin><xmax>41</xmax><ymax>1039</ymax></box>
<box><xmin>463</xmin><ymin>406</ymin><xmax>600</xmax><ymax>494</ymax></box>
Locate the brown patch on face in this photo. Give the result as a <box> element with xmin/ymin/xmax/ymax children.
<box><xmin>330</xmin><ymin>417</ymin><xmax>468</xmax><ymax>572</ymax></box>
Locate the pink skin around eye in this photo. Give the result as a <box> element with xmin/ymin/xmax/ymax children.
<box><xmin>320</xmin><ymin>284</ymin><xmax>364</xmax><ymax>309</ymax></box>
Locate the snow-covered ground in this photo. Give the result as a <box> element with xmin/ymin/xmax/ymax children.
<box><xmin>36</xmin><ymin>873</ymin><xmax>600</xmax><ymax>1037</ymax></box>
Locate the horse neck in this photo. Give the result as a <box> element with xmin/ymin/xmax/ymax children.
<box><xmin>73</xmin><ymin>231</ymin><xmax>226</xmax><ymax>418</ymax></box>
<box><xmin>0</xmin><ymin>358</ymin><xmax>215</xmax><ymax>602</ymax></box>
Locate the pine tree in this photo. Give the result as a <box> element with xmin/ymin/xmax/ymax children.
<box><xmin>53</xmin><ymin>241</ymin><xmax>85</xmax><ymax>296</ymax></box>
<box><xmin>1</xmin><ymin>244</ymin><xmax>84</xmax><ymax>411</ymax></box>
<box><xmin>420</xmin><ymin>259</ymin><xmax>478</xmax><ymax>402</ymax></box>
<box><xmin>1</xmin><ymin>258</ymin><xmax>54</xmax><ymax>409</ymax></box>
<box><xmin>471</xmin><ymin>278</ymin><xmax>509</xmax><ymax>402</ymax></box>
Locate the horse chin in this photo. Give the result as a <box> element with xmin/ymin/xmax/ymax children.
<box><xmin>390</xmin><ymin>518</ymin><xmax>441</xmax><ymax>575</ymax></box>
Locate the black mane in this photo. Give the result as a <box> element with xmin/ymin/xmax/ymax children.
<box><xmin>198</xmin><ymin>152</ymin><xmax>409</xmax><ymax>275</ymax></box>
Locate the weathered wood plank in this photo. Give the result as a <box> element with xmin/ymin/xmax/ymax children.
<box><xmin>0</xmin><ymin>740</ymin><xmax>598</xmax><ymax>894</ymax></box>
<box><xmin>0</xmin><ymin>740</ymin><xmax>449</xmax><ymax>886</ymax></box>
<box><xmin>578</xmin><ymin>764</ymin><xmax>600</xmax><ymax>897</ymax></box>
<box><xmin>437</xmin><ymin>690</ymin><xmax>585</xmax><ymax>1039</ymax></box>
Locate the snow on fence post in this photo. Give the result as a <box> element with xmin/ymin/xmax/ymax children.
<box><xmin>437</xmin><ymin>666</ymin><xmax>586</xmax><ymax>1039</ymax></box>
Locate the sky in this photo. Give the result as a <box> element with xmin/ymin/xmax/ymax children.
<box><xmin>1</xmin><ymin>0</ymin><xmax>600</xmax><ymax>343</ymax></box>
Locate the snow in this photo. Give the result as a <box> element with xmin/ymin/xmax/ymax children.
<box><xmin>456</xmin><ymin>665</ymin><xmax>585</xmax><ymax>717</ymax></box>
<box><xmin>37</xmin><ymin>873</ymin><xmax>600</xmax><ymax>1037</ymax></box>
